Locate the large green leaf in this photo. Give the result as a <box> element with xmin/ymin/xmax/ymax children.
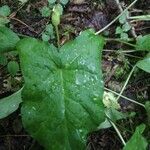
<box><xmin>17</xmin><ymin>30</ymin><xmax>105</xmax><ymax>149</ymax></box>
<box><xmin>0</xmin><ymin>26</ymin><xmax>20</xmax><ymax>52</ymax></box>
<box><xmin>123</xmin><ymin>124</ymin><xmax>148</xmax><ymax>150</ymax></box>
<box><xmin>0</xmin><ymin>88</ymin><xmax>22</xmax><ymax>119</ymax></box>
<box><xmin>136</xmin><ymin>52</ymin><xmax>150</xmax><ymax>73</ymax></box>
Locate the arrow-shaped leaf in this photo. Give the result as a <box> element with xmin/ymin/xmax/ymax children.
<box><xmin>17</xmin><ymin>30</ymin><xmax>105</xmax><ymax>149</ymax></box>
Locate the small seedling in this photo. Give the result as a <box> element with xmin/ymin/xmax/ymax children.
<box><xmin>42</xmin><ymin>24</ymin><xmax>55</xmax><ymax>42</ymax></box>
<box><xmin>40</xmin><ymin>1</ymin><xmax>68</xmax><ymax>42</ymax></box>
<box><xmin>115</xmin><ymin>11</ymin><xmax>131</xmax><ymax>41</ymax></box>
<box><xmin>0</xmin><ymin>5</ymin><xmax>11</xmax><ymax>26</ymax></box>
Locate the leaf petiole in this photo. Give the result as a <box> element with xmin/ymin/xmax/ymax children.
<box><xmin>108</xmin><ymin>118</ymin><xmax>126</xmax><ymax>146</ymax></box>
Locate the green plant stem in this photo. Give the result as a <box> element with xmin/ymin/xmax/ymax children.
<box><xmin>106</xmin><ymin>38</ymin><xmax>136</xmax><ymax>47</ymax></box>
<box><xmin>55</xmin><ymin>25</ymin><xmax>60</xmax><ymax>48</ymax></box>
<box><xmin>116</xmin><ymin>65</ymin><xmax>136</xmax><ymax>102</ymax></box>
<box><xmin>95</xmin><ymin>0</ymin><xmax>138</xmax><ymax>35</ymax></box>
<box><xmin>104</xmin><ymin>87</ymin><xmax>145</xmax><ymax>108</ymax></box>
<box><xmin>129</xmin><ymin>15</ymin><xmax>150</xmax><ymax>21</ymax></box>
<box><xmin>108</xmin><ymin>119</ymin><xmax>126</xmax><ymax>146</ymax></box>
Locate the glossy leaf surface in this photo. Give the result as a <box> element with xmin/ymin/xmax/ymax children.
<box><xmin>17</xmin><ymin>30</ymin><xmax>105</xmax><ymax>150</ymax></box>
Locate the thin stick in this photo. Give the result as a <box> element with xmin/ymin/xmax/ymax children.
<box><xmin>10</xmin><ymin>17</ymin><xmax>38</xmax><ymax>34</ymax></box>
<box><xmin>115</xmin><ymin>0</ymin><xmax>123</xmax><ymax>11</ymax></box>
<box><xmin>124</xmin><ymin>54</ymin><xmax>142</xmax><ymax>59</ymax></box>
<box><xmin>9</xmin><ymin>3</ymin><xmax>26</xmax><ymax>18</ymax></box>
<box><xmin>116</xmin><ymin>65</ymin><xmax>136</xmax><ymax>102</ymax></box>
<box><xmin>108</xmin><ymin>119</ymin><xmax>126</xmax><ymax>146</ymax></box>
<box><xmin>106</xmin><ymin>38</ymin><xmax>136</xmax><ymax>47</ymax></box>
<box><xmin>104</xmin><ymin>87</ymin><xmax>145</xmax><ymax>108</ymax></box>
<box><xmin>95</xmin><ymin>0</ymin><xmax>138</xmax><ymax>35</ymax></box>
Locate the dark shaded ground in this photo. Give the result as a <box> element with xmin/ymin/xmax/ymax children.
<box><xmin>0</xmin><ymin>0</ymin><xmax>150</xmax><ymax>149</ymax></box>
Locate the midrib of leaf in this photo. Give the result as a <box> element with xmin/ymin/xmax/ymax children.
<box><xmin>59</xmin><ymin>68</ymin><xmax>91</xmax><ymax>147</ymax></box>
<box><xmin>59</xmin><ymin>69</ymin><xmax>70</xmax><ymax>147</ymax></box>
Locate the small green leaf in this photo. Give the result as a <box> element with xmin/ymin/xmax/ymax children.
<box><xmin>48</xmin><ymin>0</ymin><xmax>56</xmax><ymax>4</ymax></box>
<box><xmin>105</xmin><ymin>108</ymin><xmax>129</xmax><ymax>122</ymax></box>
<box><xmin>136</xmin><ymin>58</ymin><xmax>150</xmax><ymax>73</ymax></box>
<box><xmin>0</xmin><ymin>54</ymin><xmax>7</xmax><ymax>65</ymax></box>
<box><xmin>54</xmin><ymin>3</ymin><xmax>63</xmax><ymax>15</ymax></box>
<box><xmin>136</xmin><ymin>35</ymin><xmax>150</xmax><ymax>51</ymax></box>
<box><xmin>120</xmin><ymin>32</ymin><xmax>129</xmax><ymax>41</ymax></box>
<box><xmin>7</xmin><ymin>61</ymin><xmax>19</xmax><ymax>76</ymax></box>
<box><xmin>0</xmin><ymin>17</ymin><xmax>10</xmax><ymax>26</ymax></box>
<box><xmin>136</xmin><ymin>52</ymin><xmax>150</xmax><ymax>73</ymax></box>
<box><xmin>0</xmin><ymin>5</ymin><xmax>10</xmax><ymax>26</ymax></box>
<box><xmin>98</xmin><ymin>118</ymin><xmax>112</xmax><ymax>129</ymax></box>
<box><xmin>0</xmin><ymin>26</ymin><xmax>20</xmax><ymax>52</ymax></box>
<box><xmin>60</xmin><ymin>0</ymin><xmax>69</xmax><ymax>5</ymax></box>
<box><xmin>17</xmin><ymin>30</ymin><xmax>105</xmax><ymax>149</ymax></box>
<box><xmin>45</xmin><ymin>24</ymin><xmax>55</xmax><ymax>39</ymax></box>
<box><xmin>115</xmin><ymin>26</ymin><xmax>123</xmax><ymax>34</ymax></box>
<box><xmin>0</xmin><ymin>5</ymin><xmax>11</xmax><ymax>17</ymax></box>
<box><xmin>42</xmin><ymin>24</ymin><xmax>55</xmax><ymax>41</ymax></box>
<box><xmin>122</xmin><ymin>22</ymin><xmax>131</xmax><ymax>32</ymax></box>
<box><xmin>42</xmin><ymin>32</ymin><xmax>50</xmax><ymax>42</ymax></box>
<box><xmin>119</xmin><ymin>11</ymin><xmax>128</xmax><ymax>24</ymax></box>
<box><xmin>45</xmin><ymin>24</ymin><xmax>54</xmax><ymax>34</ymax></box>
<box><xmin>40</xmin><ymin>6</ymin><xmax>51</xmax><ymax>17</ymax></box>
<box><xmin>99</xmin><ymin>108</ymin><xmax>135</xmax><ymax>129</ymax></box>
<box><xmin>0</xmin><ymin>89</ymin><xmax>22</xmax><ymax>119</ymax></box>
<box><xmin>123</xmin><ymin>124</ymin><xmax>148</xmax><ymax>150</ymax></box>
